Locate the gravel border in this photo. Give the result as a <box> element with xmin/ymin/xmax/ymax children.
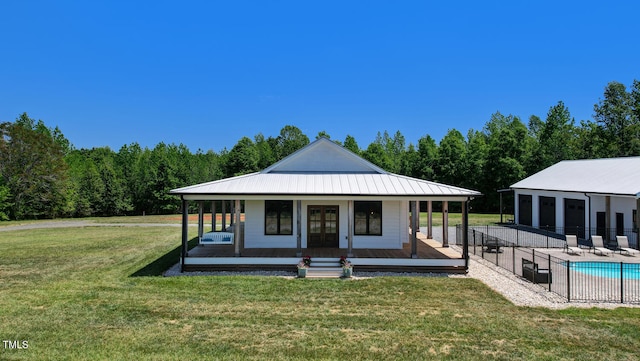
<box><xmin>457</xmin><ymin>245</ymin><xmax>639</xmax><ymax>309</ymax></box>
<box><xmin>163</xmin><ymin>263</ymin><xmax>297</xmax><ymax>278</ymax></box>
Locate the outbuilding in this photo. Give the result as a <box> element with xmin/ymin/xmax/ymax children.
<box><xmin>510</xmin><ymin>157</ymin><xmax>640</xmax><ymax>247</ymax></box>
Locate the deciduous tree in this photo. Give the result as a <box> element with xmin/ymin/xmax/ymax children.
<box><xmin>275</xmin><ymin>125</ymin><xmax>309</xmax><ymax>159</ymax></box>
<box><xmin>593</xmin><ymin>81</ymin><xmax>639</xmax><ymax>156</ymax></box>
<box><xmin>435</xmin><ymin>129</ymin><xmax>467</xmax><ymax>186</ymax></box>
<box><xmin>0</xmin><ymin>113</ymin><xmax>70</xmax><ymax>219</ymax></box>
<box><xmin>343</xmin><ymin>135</ymin><xmax>360</xmax><ymax>155</ymax></box>
<box><xmin>531</xmin><ymin>101</ymin><xmax>576</xmax><ymax>171</ymax></box>
<box><xmin>224</xmin><ymin>137</ymin><xmax>259</xmax><ymax>176</ymax></box>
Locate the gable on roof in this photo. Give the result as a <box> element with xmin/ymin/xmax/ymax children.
<box><xmin>263</xmin><ymin>137</ymin><xmax>386</xmax><ymax>174</ymax></box>
<box><xmin>170</xmin><ymin>137</ymin><xmax>481</xmax><ymax>198</ymax></box>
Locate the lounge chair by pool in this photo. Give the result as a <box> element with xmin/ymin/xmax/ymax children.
<box><xmin>590</xmin><ymin>235</ymin><xmax>614</xmax><ymax>256</ymax></box>
<box><xmin>615</xmin><ymin>236</ymin><xmax>639</xmax><ymax>256</ymax></box>
<box><xmin>564</xmin><ymin>235</ymin><xmax>583</xmax><ymax>255</ymax></box>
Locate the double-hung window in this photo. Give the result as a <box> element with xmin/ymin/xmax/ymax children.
<box><xmin>354</xmin><ymin>201</ymin><xmax>382</xmax><ymax>235</ymax></box>
<box><xmin>265</xmin><ymin>200</ymin><xmax>293</xmax><ymax>235</ymax></box>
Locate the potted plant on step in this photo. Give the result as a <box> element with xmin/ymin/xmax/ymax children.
<box><xmin>340</xmin><ymin>256</ymin><xmax>353</xmax><ymax>278</ymax></box>
<box><xmin>297</xmin><ymin>255</ymin><xmax>311</xmax><ymax>278</ymax></box>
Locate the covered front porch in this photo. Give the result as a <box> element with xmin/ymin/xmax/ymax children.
<box><xmin>181</xmin><ymin>202</ymin><xmax>468</xmax><ymax>273</ymax></box>
<box><xmin>188</xmin><ymin>236</ymin><xmax>458</xmax><ymax>259</ymax></box>
<box><xmin>171</xmin><ymin>138</ymin><xmax>478</xmax><ymax>273</ymax></box>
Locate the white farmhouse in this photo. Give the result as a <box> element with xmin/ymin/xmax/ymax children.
<box><xmin>170</xmin><ymin>137</ymin><xmax>480</xmax><ymax>272</ymax></box>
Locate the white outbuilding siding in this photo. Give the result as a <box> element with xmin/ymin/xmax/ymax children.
<box><xmin>514</xmin><ymin>189</ymin><xmax>590</xmax><ymax>230</ymax></box>
<box><xmin>511</xmin><ymin>157</ymin><xmax>640</xmax><ymax>242</ymax></box>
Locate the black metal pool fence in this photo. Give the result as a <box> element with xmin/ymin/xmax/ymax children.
<box><xmin>455</xmin><ymin>225</ymin><xmax>640</xmax><ymax>304</ymax></box>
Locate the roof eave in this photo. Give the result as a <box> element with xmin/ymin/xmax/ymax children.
<box><xmin>510</xmin><ymin>186</ymin><xmax>639</xmax><ymax>198</ymax></box>
<box><xmin>176</xmin><ymin>193</ymin><xmax>480</xmax><ymax>201</ymax></box>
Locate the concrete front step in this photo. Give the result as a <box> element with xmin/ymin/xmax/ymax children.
<box><xmin>310</xmin><ymin>262</ymin><xmax>341</xmax><ymax>267</ymax></box>
<box><xmin>306</xmin><ymin>266</ymin><xmax>345</xmax><ymax>279</ymax></box>
<box><xmin>309</xmin><ymin>258</ymin><xmax>342</xmax><ymax>268</ymax></box>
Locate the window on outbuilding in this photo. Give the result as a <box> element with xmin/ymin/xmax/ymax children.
<box><xmin>265</xmin><ymin>200</ymin><xmax>293</xmax><ymax>235</ymax></box>
<box><xmin>354</xmin><ymin>201</ymin><xmax>382</xmax><ymax>236</ymax></box>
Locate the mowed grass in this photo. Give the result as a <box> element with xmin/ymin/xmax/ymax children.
<box><xmin>83</xmin><ymin>211</ymin><xmax>503</xmax><ymax>227</ymax></box>
<box><xmin>1</xmin><ymin>224</ymin><xmax>640</xmax><ymax>360</ymax></box>
<box><xmin>418</xmin><ymin>212</ymin><xmax>504</xmax><ymax>227</ymax></box>
<box><xmin>0</xmin><ymin>211</ymin><xmax>505</xmax><ymax>227</ymax></box>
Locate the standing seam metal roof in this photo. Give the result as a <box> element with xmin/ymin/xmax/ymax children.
<box><xmin>170</xmin><ymin>138</ymin><xmax>481</xmax><ymax>198</ymax></box>
<box><xmin>170</xmin><ymin>172</ymin><xmax>480</xmax><ymax>197</ymax></box>
<box><xmin>510</xmin><ymin>157</ymin><xmax>640</xmax><ymax>196</ymax></box>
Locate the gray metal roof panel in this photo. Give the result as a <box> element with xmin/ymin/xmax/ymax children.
<box><xmin>511</xmin><ymin>157</ymin><xmax>640</xmax><ymax>195</ymax></box>
<box><xmin>171</xmin><ymin>173</ymin><xmax>481</xmax><ymax>197</ymax></box>
<box><xmin>170</xmin><ymin>138</ymin><xmax>481</xmax><ymax>198</ymax></box>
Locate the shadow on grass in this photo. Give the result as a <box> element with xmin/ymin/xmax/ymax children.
<box><xmin>130</xmin><ymin>237</ymin><xmax>199</xmax><ymax>277</ymax></box>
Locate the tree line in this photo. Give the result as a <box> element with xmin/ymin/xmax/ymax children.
<box><xmin>1</xmin><ymin>80</ymin><xmax>639</xmax><ymax>220</ymax></box>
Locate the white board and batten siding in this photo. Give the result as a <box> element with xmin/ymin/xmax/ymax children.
<box><xmin>244</xmin><ymin>199</ymin><xmax>408</xmax><ymax>249</ymax></box>
<box><xmin>353</xmin><ymin>200</ymin><xmax>407</xmax><ymax>249</ymax></box>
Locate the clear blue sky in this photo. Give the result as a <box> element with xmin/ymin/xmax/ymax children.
<box><xmin>2</xmin><ymin>1</ymin><xmax>638</xmax><ymax>152</ymax></box>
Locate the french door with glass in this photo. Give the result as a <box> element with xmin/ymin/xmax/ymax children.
<box><xmin>307</xmin><ymin>205</ymin><xmax>339</xmax><ymax>248</ymax></box>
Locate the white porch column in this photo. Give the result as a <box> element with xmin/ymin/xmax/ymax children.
<box><xmin>296</xmin><ymin>200</ymin><xmax>302</xmax><ymax>257</ymax></box>
<box><xmin>636</xmin><ymin>196</ymin><xmax>640</xmax><ymax>250</ymax></box>
<box><xmin>427</xmin><ymin>200</ymin><xmax>433</xmax><ymax>239</ymax></box>
<box><xmin>605</xmin><ymin>196</ymin><xmax>611</xmax><ymax>241</ymax></box>
<box><xmin>347</xmin><ymin>200</ymin><xmax>354</xmax><ymax>257</ymax></box>
<box><xmin>410</xmin><ymin>201</ymin><xmax>418</xmax><ymax>258</ymax></box>
<box><xmin>442</xmin><ymin>201</ymin><xmax>449</xmax><ymax>247</ymax></box>
<box><xmin>198</xmin><ymin>201</ymin><xmax>204</xmax><ymax>242</ymax></box>
<box><xmin>637</xmin><ymin>197</ymin><xmax>640</xmax><ymax>230</ymax></box>
<box><xmin>234</xmin><ymin>199</ymin><xmax>241</xmax><ymax>257</ymax></box>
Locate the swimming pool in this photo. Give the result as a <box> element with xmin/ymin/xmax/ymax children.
<box><xmin>567</xmin><ymin>261</ymin><xmax>640</xmax><ymax>280</ymax></box>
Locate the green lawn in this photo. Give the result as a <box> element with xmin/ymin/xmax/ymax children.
<box><xmin>1</xmin><ymin>222</ymin><xmax>639</xmax><ymax>360</ymax></box>
<box><xmin>0</xmin><ymin>211</ymin><xmax>508</xmax><ymax>228</ymax></box>
<box><xmin>418</xmin><ymin>212</ymin><xmax>504</xmax><ymax>227</ymax></box>
<box><xmin>84</xmin><ymin>211</ymin><xmax>506</xmax><ymax>227</ymax></box>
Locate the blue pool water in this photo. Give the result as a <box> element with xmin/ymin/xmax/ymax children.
<box><xmin>567</xmin><ymin>262</ymin><xmax>640</xmax><ymax>279</ymax></box>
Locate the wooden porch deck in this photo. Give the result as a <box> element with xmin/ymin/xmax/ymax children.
<box><xmin>183</xmin><ymin>231</ymin><xmax>466</xmax><ymax>273</ymax></box>
<box><xmin>188</xmin><ymin>233</ymin><xmax>461</xmax><ymax>260</ymax></box>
